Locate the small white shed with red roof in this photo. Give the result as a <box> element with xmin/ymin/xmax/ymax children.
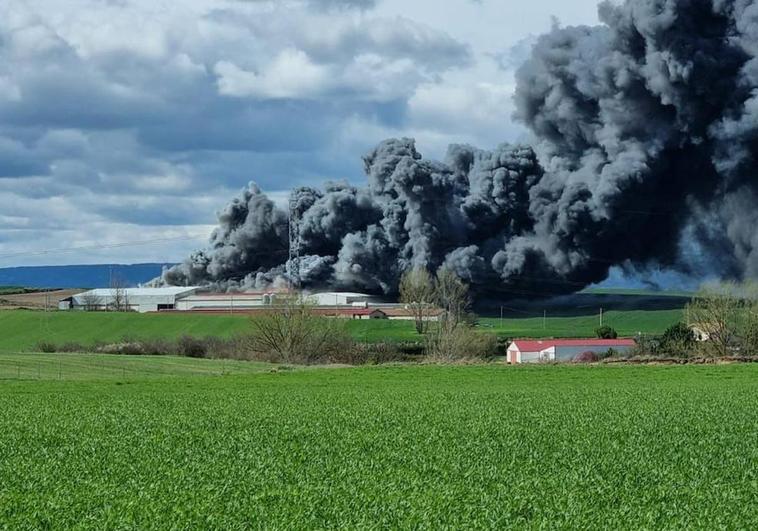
<box><xmin>507</xmin><ymin>339</ymin><xmax>636</xmax><ymax>363</ymax></box>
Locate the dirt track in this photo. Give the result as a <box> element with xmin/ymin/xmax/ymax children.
<box><xmin>0</xmin><ymin>289</ymin><xmax>84</xmax><ymax>310</ymax></box>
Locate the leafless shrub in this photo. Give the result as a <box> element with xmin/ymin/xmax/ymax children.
<box><xmin>247</xmin><ymin>295</ymin><xmax>354</xmax><ymax>364</ymax></box>
<box><xmin>137</xmin><ymin>338</ymin><xmax>175</xmax><ymax>356</ymax></box>
<box><xmin>35</xmin><ymin>341</ymin><xmax>57</xmax><ymax>353</ymax></box>
<box><xmin>97</xmin><ymin>342</ymin><xmax>145</xmax><ymax>355</ymax></box>
<box><xmin>58</xmin><ymin>342</ymin><xmax>87</xmax><ymax>353</ymax></box>
<box><xmin>177</xmin><ymin>335</ymin><xmax>208</xmax><ymax>358</ymax></box>
<box><xmin>424</xmin><ymin>321</ymin><xmax>498</xmax><ymax>362</ymax></box>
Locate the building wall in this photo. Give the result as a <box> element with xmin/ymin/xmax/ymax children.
<box><xmin>175</xmin><ymin>295</ymin><xmax>272</xmax><ymax>311</ymax></box>
<box><xmin>308</xmin><ymin>292</ymin><xmax>379</xmax><ymax>307</ymax></box>
<box><xmin>70</xmin><ymin>289</ymin><xmax>198</xmax><ymax>313</ymax></box>
<box><xmin>518</xmin><ymin>351</ymin><xmax>542</xmax><ymax>363</ymax></box>
<box><xmin>382</xmin><ymin>315</ymin><xmax>440</xmax><ymax>321</ymax></box>
<box><xmin>521</xmin><ymin>352</ymin><xmax>542</xmax><ymax>363</ymax></box>
<box><xmin>552</xmin><ymin>345</ymin><xmax>634</xmax><ymax>361</ymax></box>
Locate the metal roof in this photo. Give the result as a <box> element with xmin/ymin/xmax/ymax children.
<box><xmin>76</xmin><ymin>287</ymin><xmax>199</xmax><ymax>297</ymax></box>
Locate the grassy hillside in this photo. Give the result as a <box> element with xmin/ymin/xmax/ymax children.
<box><xmin>1</xmin><ymin>363</ymin><xmax>757</xmax><ymax>528</ymax></box>
<box><xmin>0</xmin><ymin>307</ymin><xmax>685</xmax><ymax>351</ymax></box>
<box><xmin>0</xmin><ymin>311</ymin><xmax>251</xmax><ymax>351</ymax></box>
<box><xmin>0</xmin><ymin>352</ymin><xmax>274</xmax><ymax>381</ymax></box>
<box><xmin>480</xmin><ymin>309</ymin><xmax>683</xmax><ymax>338</ymax></box>
<box><xmin>580</xmin><ymin>287</ymin><xmax>695</xmax><ymax>297</ymax></box>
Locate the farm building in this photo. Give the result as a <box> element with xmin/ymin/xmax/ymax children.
<box><xmin>59</xmin><ymin>287</ymin><xmax>391</xmax><ymax>315</ymax></box>
<box><xmin>175</xmin><ymin>291</ymin><xmax>283</xmax><ymax>311</ymax></box>
<box><xmin>688</xmin><ymin>322</ymin><xmax>725</xmax><ymax>342</ymax></box>
<box><xmin>312</xmin><ymin>307</ymin><xmax>376</xmax><ymax>319</ymax></box>
<box><xmin>368</xmin><ymin>307</ymin><xmax>444</xmax><ymax>321</ymax></box>
<box><xmin>306</xmin><ymin>292</ymin><xmax>381</xmax><ymax>307</ymax></box>
<box><xmin>507</xmin><ymin>339</ymin><xmax>636</xmax><ymax>363</ymax></box>
<box><xmin>65</xmin><ymin>287</ymin><xmax>200</xmax><ymax>313</ymax></box>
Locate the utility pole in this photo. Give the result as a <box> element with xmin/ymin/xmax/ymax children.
<box><xmin>108</xmin><ymin>265</ymin><xmax>113</xmax><ymax>312</ymax></box>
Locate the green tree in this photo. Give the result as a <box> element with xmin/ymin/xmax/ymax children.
<box><xmin>659</xmin><ymin>322</ymin><xmax>695</xmax><ymax>357</ymax></box>
<box><xmin>595</xmin><ymin>325</ymin><xmax>618</xmax><ymax>339</ymax></box>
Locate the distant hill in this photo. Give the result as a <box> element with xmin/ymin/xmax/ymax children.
<box><xmin>0</xmin><ymin>264</ymin><xmax>174</xmax><ymax>289</ymax></box>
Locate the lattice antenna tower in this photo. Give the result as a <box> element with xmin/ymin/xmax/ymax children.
<box><xmin>288</xmin><ymin>192</ymin><xmax>301</xmax><ymax>290</ymax></box>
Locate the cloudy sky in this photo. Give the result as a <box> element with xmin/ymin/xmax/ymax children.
<box><xmin>0</xmin><ymin>0</ymin><xmax>602</xmax><ymax>267</ymax></box>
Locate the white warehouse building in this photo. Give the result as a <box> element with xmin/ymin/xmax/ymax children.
<box><xmin>64</xmin><ymin>287</ymin><xmax>200</xmax><ymax>313</ymax></box>
<box><xmin>306</xmin><ymin>292</ymin><xmax>381</xmax><ymax>307</ymax></box>
<box><xmin>175</xmin><ymin>291</ymin><xmax>282</xmax><ymax>311</ymax></box>
<box><xmin>59</xmin><ymin>287</ymin><xmax>384</xmax><ymax>314</ymax></box>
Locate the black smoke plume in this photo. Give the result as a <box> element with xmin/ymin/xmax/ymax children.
<box><xmin>162</xmin><ymin>0</ymin><xmax>758</xmax><ymax>297</ymax></box>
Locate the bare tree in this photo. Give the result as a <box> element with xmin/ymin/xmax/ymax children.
<box><xmin>399</xmin><ymin>267</ymin><xmax>436</xmax><ymax>334</ymax></box>
<box><xmin>687</xmin><ymin>282</ymin><xmax>739</xmax><ymax>357</ymax></box>
<box><xmin>248</xmin><ymin>295</ymin><xmax>353</xmax><ymax>364</ymax></box>
<box><xmin>434</xmin><ymin>267</ymin><xmax>471</xmax><ymax>330</ymax></box>
<box><xmin>79</xmin><ymin>292</ymin><xmax>102</xmax><ymax>311</ymax></box>
<box><xmin>109</xmin><ymin>274</ymin><xmax>129</xmax><ymax>312</ymax></box>
<box><xmin>735</xmin><ymin>281</ymin><xmax>758</xmax><ymax>356</ymax></box>
<box><xmin>423</xmin><ymin>268</ymin><xmax>493</xmax><ymax>360</ymax></box>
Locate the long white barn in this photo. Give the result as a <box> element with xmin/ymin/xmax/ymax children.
<box><xmin>64</xmin><ymin>287</ymin><xmax>199</xmax><ymax>313</ymax></box>
<box><xmin>60</xmin><ymin>287</ymin><xmax>383</xmax><ymax>314</ymax></box>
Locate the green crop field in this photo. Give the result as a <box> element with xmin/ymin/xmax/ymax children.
<box><xmin>0</xmin><ymin>307</ymin><xmax>684</xmax><ymax>351</ymax></box>
<box><xmin>1</xmin><ymin>361</ymin><xmax>756</xmax><ymax>528</ymax></box>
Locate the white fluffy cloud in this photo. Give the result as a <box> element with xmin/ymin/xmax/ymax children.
<box><xmin>215</xmin><ymin>49</ymin><xmax>331</xmax><ymax>99</ymax></box>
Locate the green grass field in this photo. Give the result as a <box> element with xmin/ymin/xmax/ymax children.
<box><xmin>1</xmin><ymin>361</ymin><xmax>756</xmax><ymax>528</ymax></box>
<box><xmin>0</xmin><ymin>308</ymin><xmax>684</xmax><ymax>351</ymax></box>
<box><xmin>0</xmin><ymin>352</ymin><xmax>274</xmax><ymax>380</ymax></box>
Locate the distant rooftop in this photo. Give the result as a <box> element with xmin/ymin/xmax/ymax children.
<box><xmin>80</xmin><ymin>287</ymin><xmax>199</xmax><ymax>297</ymax></box>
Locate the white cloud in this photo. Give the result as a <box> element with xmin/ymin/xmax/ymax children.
<box><xmin>408</xmin><ymin>80</ymin><xmax>519</xmax><ymax>142</ymax></box>
<box><xmin>0</xmin><ymin>0</ymin><xmax>602</xmax><ymax>266</ymax></box>
<box><xmin>215</xmin><ymin>49</ymin><xmax>331</xmax><ymax>99</ymax></box>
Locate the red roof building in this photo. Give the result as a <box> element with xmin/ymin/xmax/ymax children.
<box><xmin>507</xmin><ymin>339</ymin><xmax>636</xmax><ymax>364</ymax></box>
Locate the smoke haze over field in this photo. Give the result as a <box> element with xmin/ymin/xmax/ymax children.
<box><xmin>163</xmin><ymin>0</ymin><xmax>758</xmax><ymax>297</ymax></box>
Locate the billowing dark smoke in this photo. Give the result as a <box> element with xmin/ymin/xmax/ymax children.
<box><xmin>163</xmin><ymin>0</ymin><xmax>758</xmax><ymax>297</ymax></box>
